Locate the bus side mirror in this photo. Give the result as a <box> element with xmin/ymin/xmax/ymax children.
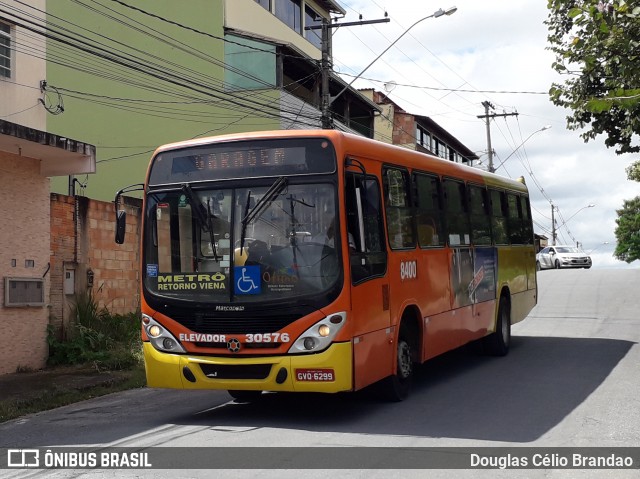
<box><xmin>115</xmin><ymin>210</ymin><xmax>127</xmax><ymax>244</ymax></box>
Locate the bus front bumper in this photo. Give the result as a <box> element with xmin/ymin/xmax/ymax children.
<box><xmin>142</xmin><ymin>341</ymin><xmax>353</xmax><ymax>393</ymax></box>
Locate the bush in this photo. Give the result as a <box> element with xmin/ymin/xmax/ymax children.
<box><xmin>48</xmin><ymin>292</ymin><xmax>142</xmax><ymax>370</ymax></box>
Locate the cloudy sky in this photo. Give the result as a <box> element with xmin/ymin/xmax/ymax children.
<box><xmin>331</xmin><ymin>0</ymin><xmax>639</xmax><ymax>268</ymax></box>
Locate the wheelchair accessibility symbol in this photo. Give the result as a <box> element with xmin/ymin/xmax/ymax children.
<box><xmin>234</xmin><ymin>266</ymin><xmax>261</xmax><ymax>295</ymax></box>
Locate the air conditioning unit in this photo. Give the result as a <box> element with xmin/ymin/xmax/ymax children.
<box><xmin>4</xmin><ymin>277</ymin><xmax>45</xmax><ymax>307</ymax></box>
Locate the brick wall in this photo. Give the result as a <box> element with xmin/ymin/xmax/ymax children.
<box><xmin>49</xmin><ymin>194</ymin><xmax>142</xmax><ymax>339</ymax></box>
<box><xmin>0</xmin><ymin>153</ymin><xmax>50</xmax><ymax>374</ymax></box>
<box><xmin>393</xmin><ymin>112</ymin><xmax>416</xmax><ymax>147</ymax></box>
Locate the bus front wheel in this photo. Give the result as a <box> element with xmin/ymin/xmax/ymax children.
<box><xmin>382</xmin><ymin>332</ymin><xmax>414</xmax><ymax>401</ymax></box>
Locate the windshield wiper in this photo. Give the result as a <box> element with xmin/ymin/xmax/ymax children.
<box><xmin>181</xmin><ymin>183</ymin><xmax>219</xmax><ymax>261</ymax></box>
<box><xmin>284</xmin><ymin>194</ymin><xmax>315</xmax><ymax>277</ymax></box>
<box><xmin>239</xmin><ymin>190</ymin><xmax>252</xmax><ymax>256</ymax></box>
<box><xmin>239</xmin><ymin>177</ymin><xmax>288</xmax><ymax>254</ymax></box>
<box><xmin>205</xmin><ymin>197</ymin><xmax>220</xmax><ymax>260</ymax></box>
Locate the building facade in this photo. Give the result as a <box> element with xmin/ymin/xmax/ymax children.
<box><xmin>1</xmin><ymin>2</ymin><xmax>96</xmax><ymax>374</ymax></box>
<box><xmin>0</xmin><ymin>122</ymin><xmax>96</xmax><ymax>375</ymax></box>
<box><xmin>362</xmin><ymin>89</ymin><xmax>479</xmax><ymax>165</ymax></box>
<box><xmin>44</xmin><ymin>0</ymin><xmax>377</xmax><ymax>201</ymax></box>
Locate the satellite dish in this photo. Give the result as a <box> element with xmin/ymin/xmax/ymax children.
<box><xmin>384</xmin><ymin>81</ymin><xmax>397</xmax><ymax>93</ymax></box>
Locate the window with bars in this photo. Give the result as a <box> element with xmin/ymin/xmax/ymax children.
<box><xmin>4</xmin><ymin>277</ymin><xmax>45</xmax><ymax>307</ymax></box>
<box><xmin>0</xmin><ymin>21</ymin><xmax>11</xmax><ymax>78</ymax></box>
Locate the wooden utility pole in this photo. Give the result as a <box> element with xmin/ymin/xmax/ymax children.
<box><xmin>307</xmin><ymin>17</ymin><xmax>390</xmax><ymax>129</ymax></box>
<box><xmin>477</xmin><ymin>101</ymin><xmax>519</xmax><ymax>173</ymax></box>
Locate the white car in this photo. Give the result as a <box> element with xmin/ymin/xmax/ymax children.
<box><xmin>536</xmin><ymin>245</ymin><xmax>592</xmax><ymax>270</ymax></box>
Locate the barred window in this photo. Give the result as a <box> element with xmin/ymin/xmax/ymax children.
<box><xmin>1</xmin><ymin>21</ymin><xmax>11</xmax><ymax>78</ymax></box>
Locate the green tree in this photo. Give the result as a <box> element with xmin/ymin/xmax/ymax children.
<box><xmin>627</xmin><ymin>159</ymin><xmax>640</xmax><ymax>182</ymax></box>
<box><xmin>613</xmin><ymin>196</ymin><xmax>640</xmax><ymax>263</ymax></box>
<box><xmin>546</xmin><ymin>1</ymin><xmax>640</xmax><ymax>154</ymax></box>
<box><xmin>613</xmin><ymin>161</ymin><xmax>640</xmax><ymax>263</ymax></box>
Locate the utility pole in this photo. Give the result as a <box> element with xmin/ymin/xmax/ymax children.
<box><xmin>307</xmin><ymin>17</ymin><xmax>390</xmax><ymax>129</ymax></box>
<box><xmin>477</xmin><ymin>101</ymin><xmax>519</xmax><ymax>173</ymax></box>
<box><xmin>551</xmin><ymin>202</ymin><xmax>557</xmax><ymax>246</ymax></box>
<box><xmin>320</xmin><ymin>18</ymin><xmax>332</xmax><ymax>129</ymax></box>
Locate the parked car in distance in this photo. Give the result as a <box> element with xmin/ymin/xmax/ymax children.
<box><xmin>536</xmin><ymin>245</ymin><xmax>592</xmax><ymax>270</ymax></box>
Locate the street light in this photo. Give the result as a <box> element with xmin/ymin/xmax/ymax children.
<box><xmin>560</xmin><ymin>203</ymin><xmax>596</xmax><ymax>227</ymax></box>
<box><xmin>551</xmin><ymin>203</ymin><xmax>595</xmax><ymax>245</ymax></box>
<box><xmin>325</xmin><ymin>6</ymin><xmax>457</xmax><ymax>119</ymax></box>
<box><xmin>587</xmin><ymin>241</ymin><xmax>609</xmax><ymax>254</ymax></box>
<box><xmin>493</xmin><ymin>125</ymin><xmax>551</xmax><ymax>172</ymax></box>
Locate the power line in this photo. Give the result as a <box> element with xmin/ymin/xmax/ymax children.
<box><xmin>336</xmin><ymin>73</ymin><xmax>548</xmax><ymax>95</ymax></box>
<box><xmin>1</xmin><ymin>5</ymin><xmax>325</xmax><ymax>128</ymax></box>
<box><xmin>3</xmin><ymin>1</ymin><xmax>326</xmax><ymax>124</ymax></box>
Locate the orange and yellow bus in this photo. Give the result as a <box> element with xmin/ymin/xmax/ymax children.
<box><xmin>115</xmin><ymin>129</ymin><xmax>537</xmax><ymax>401</ymax></box>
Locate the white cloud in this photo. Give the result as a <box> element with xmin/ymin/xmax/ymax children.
<box><xmin>333</xmin><ymin>0</ymin><xmax>640</xmax><ymax>269</ymax></box>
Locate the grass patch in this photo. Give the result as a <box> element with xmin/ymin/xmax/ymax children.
<box><xmin>47</xmin><ymin>291</ymin><xmax>143</xmax><ymax>370</ymax></box>
<box><xmin>0</xmin><ymin>366</ymin><xmax>146</xmax><ymax>423</ymax></box>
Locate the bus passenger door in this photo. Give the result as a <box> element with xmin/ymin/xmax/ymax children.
<box><xmin>345</xmin><ymin>169</ymin><xmax>393</xmax><ymax>390</ymax></box>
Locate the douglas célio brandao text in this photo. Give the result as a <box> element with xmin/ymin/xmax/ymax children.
<box><xmin>470</xmin><ymin>452</ymin><xmax>635</xmax><ymax>469</ymax></box>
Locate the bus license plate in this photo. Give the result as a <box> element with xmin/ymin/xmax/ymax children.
<box><xmin>295</xmin><ymin>369</ymin><xmax>335</xmax><ymax>382</ymax></box>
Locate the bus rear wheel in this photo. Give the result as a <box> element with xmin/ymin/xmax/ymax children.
<box><xmin>483</xmin><ymin>296</ymin><xmax>511</xmax><ymax>356</ymax></box>
<box><xmin>382</xmin><ymin>332</ymin><xmax>414</xmax><ymax>401</ymax></box>
<box><xmin>228</xmin><ymin>390</ymin><xmax>263</xmax><ymax>402</ymax></box>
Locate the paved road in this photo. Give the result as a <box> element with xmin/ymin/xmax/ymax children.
<box><xmin>1</xmin><ymin>268</ymin><xmax>639</xmax><ymax>478</ymax></box>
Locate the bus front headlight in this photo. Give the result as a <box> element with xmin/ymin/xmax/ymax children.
<box><xmin>142</xmin><ymin>314</ymin><xmax>186</xmax><ymax>353</ymax></box>
<box><xmin>288</xmin><ymin>312</ymin><xmax>346</xmax><ymax>354</ymax></box>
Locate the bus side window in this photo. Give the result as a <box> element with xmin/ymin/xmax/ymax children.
<box><xmin>521</xmin><ymin>196</ymin><xmax>534</xmax><ymax>244</ymax></box>
<box><xmin>490</xmin><ymin>189</ymin><xmax>509</xmax><ymax>245</ymax></box>
<box><xmin>469</xmin><ymin>184</ymin><xmax>492</xmax><ymax>245</ymax></box>
<box><xmin>345</xmin><ymin>172</ymin><xmax>387</xmax><ymax>284</ymax></box>
<box><xmin>507</xmin><ymin>193</ymin><xmax>525</xmax><ymax>244</ymax></box>
<box><xmin>444</xmin><ymin>179</ymin><xmax>471</xmax><ymax>246</ymax></box>
<box><xmin>413</xmin><ymin>173</ymin><xmax>445</xmax><ymax>247</ymax></box>
<box><xmin>383</xmin><ymin>167</ymin><xmax>415</xmax><ymax>249</ymax></box>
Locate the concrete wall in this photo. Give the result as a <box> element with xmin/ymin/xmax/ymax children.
<box><xmin>49</xmin><ymin>194</ymin><xmax>142</xmax><ymax>338</ymax></box>
<box><xmin>225</xmin><ymin>0</ymin><xmax>325</xmax><ymax>60</ymax></box>
<box><xmin>46</xmin><ymin>0</ymin><xmax>231</xmax><ymax>202</ymax></box>
<box><xmin>0</xmin><ymin>152</ymin><xmax>50</xmax><ymax>375</ymax></box>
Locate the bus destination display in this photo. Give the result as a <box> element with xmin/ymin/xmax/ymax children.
<box><xmin>148</xmin><ymin>138</ymin><xmax>336</xmax><ymax>185</ymax></box>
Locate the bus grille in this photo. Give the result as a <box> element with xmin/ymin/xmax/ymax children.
<box><xmin>168</xmin><ymin>312</ymin><xmax>301</xmax><ymax>334</ymax></box>
<box><xmin>199</xmin><ymin>363</ymin><xmax>272</xmax><ymax>380</ymax></box>
<box><xmin>194</xmin><ymin>342</ymin><xmax>282</xmax><ymax>349</ymax></box>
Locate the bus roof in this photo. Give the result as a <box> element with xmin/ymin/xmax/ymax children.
<box><xmin>150</xmin><ymin>129</ymin><xmax>529</xmax><ymax>194</ymax></box>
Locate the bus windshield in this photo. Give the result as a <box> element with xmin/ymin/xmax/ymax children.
<box><xmin>143</xmin><ymin>182</ymin><xmax>340</xmax><ymax>303</ymax></box>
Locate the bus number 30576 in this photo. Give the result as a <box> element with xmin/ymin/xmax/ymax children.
<box><xmin>245</xmin><ymin>333</ymin><xmax>290</xmax><ymax>343</ymax></box>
